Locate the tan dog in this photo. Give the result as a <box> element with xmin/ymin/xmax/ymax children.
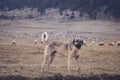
<box><xmin>41</xmin><ymin>39</ymin><xmax>83</xmax><ymax>74</ymax></box>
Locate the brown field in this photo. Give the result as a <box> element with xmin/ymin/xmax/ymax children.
<box><xmin>0</xmin><ymin>19</ymin><xmax>120</xmax><ymax>80</ymax></box>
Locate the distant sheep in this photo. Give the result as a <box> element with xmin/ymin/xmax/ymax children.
<box><xmin>108</xmin><ymin>42</ymin><xmax>115</xmax><ymax>46</ymax></box>
<box><xmin>99</xmin><ymin>41</ymin><xmax>104</xmax><ymax>46</ymax></box>
<box><xmin>92</xmin><ymin>41</ymin><xmax>96</xmax><ymax>45</ymax></box>
<box><xmin>34</xmin><ymin>40</ymin><xmax>37</xmax><ymax>44</ymax></box>
<box><xmin>116</xmin><ymin>41</ymin><xmax>120</xmax><ymax>46</ymax></box>
<box><xmin>11</xmin><ymin>40</ymin><xmax>16</xmax><ymax>45</ymax></box>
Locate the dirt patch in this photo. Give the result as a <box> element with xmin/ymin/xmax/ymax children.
<box><xmin>0</xmin><ymin>74</ymin><xmax>120</xmax><ymax>80</ymax></box>
<box><xmin>0</xmin><ymin>75</ymin><xmax>30</xmax><ymax>80</ymax></box>
<box><xmin>0</xmin><ymin>44</ymin><xmax>120</xmax><ymax>78</ymax></box>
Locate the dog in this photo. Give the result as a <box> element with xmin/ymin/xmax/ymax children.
<box><xmin>41</xmin><ymin>38</ymin><xmax>83</xmax><ymax>74</ymax></box>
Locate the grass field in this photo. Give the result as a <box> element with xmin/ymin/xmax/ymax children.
<box><xmin>0</xmin><ymin>20</ymin><xmax>120</xmax><ymax>80</ymax></box>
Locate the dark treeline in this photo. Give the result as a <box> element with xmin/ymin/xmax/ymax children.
<box><xmin>0</xmin><ymin>0</ymin><xmax>120</xmax><ymax>20</ymax></box>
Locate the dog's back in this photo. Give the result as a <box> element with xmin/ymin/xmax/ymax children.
<box><xmin>45</xmin><ymin>41</ymin><xmax>70</xmax><ymax>56</ymax></box>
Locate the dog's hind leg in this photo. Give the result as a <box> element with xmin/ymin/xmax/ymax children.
<box><xmin>49</xmin><ymin>51</ymin><xmax>56</xmax><ymax>64</ymax></box>
<box><xmin>47</xmin><ymin>51</ymin><xmax>56</xmax><ymax>72</ymax></box>
<box><xmin>41</xmin><ymin>54</ymin><xmax>49</xmax><ymax>72</ymax></box>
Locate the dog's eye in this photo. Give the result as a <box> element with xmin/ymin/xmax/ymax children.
<box><xmin>76</xmin><ymin>40</ymin><xmax>79</xmax><ymax>42</ymax></box>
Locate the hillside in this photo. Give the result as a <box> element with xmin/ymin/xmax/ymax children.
<box><xmin>0</xmin><ymin>0</ymin><xmax>120</xmax><ymax>20</ymax></box>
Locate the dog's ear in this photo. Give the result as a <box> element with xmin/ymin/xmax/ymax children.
<box><xmin>80</xmin><ymin>40</ymin><xmax>84</xmax><ymax>46</ymax></box>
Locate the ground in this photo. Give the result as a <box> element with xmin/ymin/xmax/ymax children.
<box><xmin>0</xmin><ymin>19</ymin><xmax>120</xmax><ymax>80</ymax></box>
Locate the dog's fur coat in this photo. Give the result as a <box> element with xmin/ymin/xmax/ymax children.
<box><xmin>41</xmin><ymin>39</ymin><xmax>83</xmax><ymax>73</ymax></box>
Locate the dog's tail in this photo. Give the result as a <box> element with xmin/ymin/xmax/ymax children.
<box><xmin>41</xmin><ymin>32</ymin><xmax>49</xmax><ymax>44</ymax></box>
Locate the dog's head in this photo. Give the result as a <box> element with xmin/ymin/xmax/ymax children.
<box><xmin>73</xmin><ymin>39</ymin><xmax>83</xmax><ymax>49</ymax></box>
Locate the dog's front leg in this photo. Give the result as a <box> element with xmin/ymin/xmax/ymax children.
<box><xmin>74</xmin><ymin>54</ymin><xmax>80</xmax><ymax>72</ymax></box>
<box><xmin>68</xmin><ymin>52</ymin><xmax>72</xmax><ymax>74</ymax></box>
<box><xmin>77</xmin><ymin>56</ymin><xmax>80</xmax><ymax>72</ymax></box>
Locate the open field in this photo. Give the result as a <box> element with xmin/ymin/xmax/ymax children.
<box><xmin>0</xmin><ymin>20</ymin><xmax>120</xmax><ymax>80</ymax></box>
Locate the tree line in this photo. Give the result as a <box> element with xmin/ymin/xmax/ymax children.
<box><xmin>0</xmin><ymin>0</ymin><xmax>120</xmax><ymax>20</ymax></box>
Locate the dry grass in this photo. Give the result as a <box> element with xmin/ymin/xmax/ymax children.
<box><xmin>0</xmin><ymin>43</ymin><xmax>120</xmax><ymax>79</ymax></box>
<box><xmin>0</xmin><ymin>20</ymin><xmax>120</xmax><ymax>79</ymax></box>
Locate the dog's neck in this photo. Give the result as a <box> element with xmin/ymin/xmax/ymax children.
<box><xmin>68</xmin><ymin>42</ymin><xmax>80</xmax><ymax>52</ymax></box>
<box><xmin>73</xmin><ymin>45</ymin><xmax>79</xmax><ymax>53</ymax></box>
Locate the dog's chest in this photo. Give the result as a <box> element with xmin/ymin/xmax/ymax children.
<box><xmin>71</xmin><ymin>46</ymin><xmax>79</xmax><ymax>56</ymax></box>
<box><xmin>73</xmin><ymin>49</ymin><xmax>78</xmax><ymax>53</ymax></box>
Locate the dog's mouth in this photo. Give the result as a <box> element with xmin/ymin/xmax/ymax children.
<box><xmin>75</xmin><ymin>44</ymin><xmax>81</xmax><ymax>49</ymax></box>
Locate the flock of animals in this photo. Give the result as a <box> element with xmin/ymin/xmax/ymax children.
<box><xmin>82</xmin><ymin>40</ymin><xmax>120</xmax><ymax>46</ymax></box>
<box><xmin>11</xmin><ymin>32</ymin><xmax>120</xmax><ymax>47</ymax></box>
